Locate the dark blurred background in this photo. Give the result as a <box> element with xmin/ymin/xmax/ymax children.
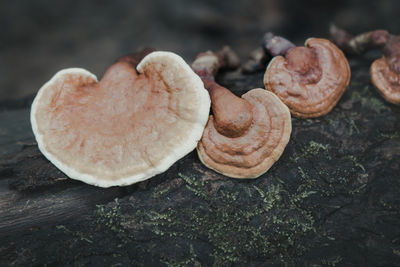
<box><xmin>1</xmin><ymin>0</ymin><xmax>400</xmax><ymax>101</ymax></box>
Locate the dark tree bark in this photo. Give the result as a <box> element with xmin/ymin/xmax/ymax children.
<box><xmin>0</xmin><ymin>58</ymin><xmax>399</xmax><ymax>266</ymax></box>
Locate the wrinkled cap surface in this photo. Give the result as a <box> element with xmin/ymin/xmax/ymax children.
<box><xmin>264</xmin><ymin>38</ymin><xmax>351</xmax><ymax>118</ymax></box>
<box><xmin>197</xmin><ymin>89</ymin><xmax>291</xmax><ymax>179</ymax></box>
<box><xmin>31</xmin><ymin>51</ymin><xmax>210</xmax><ymax>187</ymax></box>
<box><xmin>370</xmin><ymin>57</ymin><xmax>400</xmax><ymax>104</ymax></box>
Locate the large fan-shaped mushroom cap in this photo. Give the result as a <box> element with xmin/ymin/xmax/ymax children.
<box><xmin>31</xmin><ymin>51</ymin><xmax>210</xmax><ymax>187</ymax></box>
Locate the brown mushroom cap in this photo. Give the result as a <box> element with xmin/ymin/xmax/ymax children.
<box><xmin>31</xmin><ymin>51</ymin><xmax>210</xmax><ymax>187</ymax></box>
<box><xmin>264</xmin><ymin>38</ymin><xmax>351</xmax><ymax>118</ymax></box>
<box><xmin>197</xmin><ymin>88</ymin><xmax>291</xmax><ymax>179</ymax></box>
<box><xmin>370</xmin><ymin>57</ymin><xmax>400</xmax><ymax>104</ymax></box>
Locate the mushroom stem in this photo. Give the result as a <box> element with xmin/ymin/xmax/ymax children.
<box><xmin>192</xmin><ymin>47</ymin><xmax>253</xmax><ymax>138</ymax></box>
<box><xmin>263</xmin><ymin>32</ymin><xmax>296</xmax><ymax>57</ymax></box>
<box><xmin>242</xmin><ymin>32</ymin><xmax>296</xmax><ymax>73</ymax></box>
<box><xmin>98</xmin><ymin>48</ymin><xmax>156</xmax><ymax>84</ymax></box>
<box><xmin>262</xmin><ymin>32</ymin><xmax>322</xmax><ymax>83</ymax></box>
<box><xmin>330</xmin><ymin>24</ymin><xmax>389</xmax><ymax>55</ymax></box>
<box><xmin>116</xmin><ymin>47</ymin><xmax>156</xmax><ymax>68</ymax></box>
<box><xmin>192</xmin><ymin>46</ymin><xmax>240</xmax><ymax>80</ymax></box>
<box><xmin>330</xmin><ymin>25</ymin><xmax>400</xmax><ymax>74</ymax></box>
<box><xmin>202</xmin><ymin>79</ymin><xmax>253</xmax><ymax>137</ymax></box>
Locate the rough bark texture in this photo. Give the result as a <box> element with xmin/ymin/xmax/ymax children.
<box><xmin>0</xmin><ymin>56</ymin><xmax>399</xmax><ymax>266</ymax></box>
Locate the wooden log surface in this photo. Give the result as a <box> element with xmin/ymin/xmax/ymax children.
<box><xmin>0</xmin><ymin>59</ymin><xmax>399</xmax><ymax>266</ymax></box>
<box><xmin>0</xmin><ymin>109</ymin><xmax>129</xmax><ymax>236</ymax></box>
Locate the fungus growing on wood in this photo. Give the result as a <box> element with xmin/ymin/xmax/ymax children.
<box><xmin>30</xmin><ymin>49</ymin><xmax>210</xmax><ymax>187</ymax></box>
<box><xmin>331</xmin><ymin>25</ymin><xmax>400</xmax><ymax>104</ymax></box>
<box><xmin>264</xmin><ymin>33</ymin><xmax>351</xmax><ymax>118</ymax></box>
<box><xmin>192</xmin><ymin>47</ymin><xmax>291</xmax><ymax>179</ymax></box>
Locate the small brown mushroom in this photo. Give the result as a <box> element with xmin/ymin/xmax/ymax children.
<box><xmin>264</xmin><ymin>34</ymin><xmax>351</xmax><ymax>118</ymax></box>
<box><xmin>192</xmin><ymin>47</ymin><xmax>292</xmax><ymax>179</ymax></box>
<box><xmin>30</xmin><ymin>49</ymin><xmax>210</xmax><ymax>187</ymax></box>
<box><xmin>370</xmin><ymin>36</ymin><xmax>400</xmax><ymax>104</ymax></box>
<box><xmin>370</xmin><ymin>56</ymin><xmax>400</xmax><ymax>104</ymax></box>
<box><xmin>330</xmin><ymin>25</ymin><xmax>400</xmax><ymax>104</ymax></box>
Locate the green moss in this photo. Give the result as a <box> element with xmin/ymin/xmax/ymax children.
<box><xmin>350</xmin><ymin>85</ymin><xmax>388</xmax><ymax>113</ymax></box>
<box><xmin>321</xmin><ymin>255</ymin><xmax>343</xmax><ymax>266</ymax></box>
<box><xmin>95</xmin><ymin>198</ymin><xmax>124</xmax><ymax>234</ymax></box>
<box><xmin>364</xmin><ymin>97</ymin><xmax>387</xmax><ymax>113</ymax></box>
<box><xmin>346</xmin><ymin>114</ymin><xmax>360</xmax><ymax>135</ymax></box>
<box><xmin>126</xmin><ymin>173</ymin><xmax>317</xmax><ymax>265</ymax></box>
<box><xmin>152</xmin><ymin>186</ymin><xmax>173</xmax><ymax>199</ymax></box>
<box><xmin>56</xmin><ymin>225</ymin><xmax>93</xmax><ymax>244</ymax></box>
<box><xmin>326</xmin><ymin>111</ymin><xmax>362</xmax><ymax>136</ymax></box>
<box><xmin>345</xmin><ymin>155</ymin><xmax>365</xmax><ymax>172</ymax></box>
<box><xmin>295</xmin><ymin>149</ymin><xmax>366</xmax><ymax>199</ymax></box>
<box><xmin>380</xmin><ymin>132</ymin><xmax>400</xmax><ymax>140</ymax></box>
<box><xmin>306</xmin><ymin>141</ymin><xmax>329</xmax><ymax>155</ymax></box>
<box><xmin>292</xmin><ymin>141</ymin><xmax>330</xmax><ymax>162</ymax></box>
<box><xmin>115</xmin><ymin>141</ymin><xmax>369</xmax><ymax>265</ymax></box>
<box><xmin>179</xmin><ymin>173</ymin><xmax>208</xmax><ymax>199</ymax></box>
<box><xmin>89</xmin><ymin>128</ymin><xmax>372</xmax><ymax>266</ymax></box>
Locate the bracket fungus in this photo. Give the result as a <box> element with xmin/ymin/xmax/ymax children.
<box><xmin>330</xmin><ymin>25</ymin><xmax>400</xmax><ymax>105</ymax></box>
<box><xmin>192</xmin><ymin>47</ymin><xmax>292</xmax><ymax>179</ymax></box>
<box><xmin>30</xmin><ymin>49</ymin><xmax>210</xmax><ymax>187</ymax></box>
<box><xmin>264</xmin><ymin>33</ymin><xmax>351</xmax><ymax>118</ymax></box>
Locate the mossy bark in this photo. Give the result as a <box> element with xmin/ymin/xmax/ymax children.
<box><xmin>0</xmin><ymin>57</ymin><xmax>399</xmax><ymax>266</ymax></box>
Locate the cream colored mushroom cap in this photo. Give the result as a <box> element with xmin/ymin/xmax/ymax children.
<box><xmin>31</xmin><ymin>51</ymin><xmax>210</xmax><ymax>187</ymax></box>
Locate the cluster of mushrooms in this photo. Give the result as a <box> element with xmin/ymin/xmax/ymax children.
<box><xmin>30</xmin><ymin>29</ymin><xmax>398</xmax><ymax>187</ymax></box>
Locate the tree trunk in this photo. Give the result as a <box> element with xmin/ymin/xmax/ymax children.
<box><xmin>1</xmin><ymin>60</ymin><xmax>399</xmax><ymax>266</ymax></box>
